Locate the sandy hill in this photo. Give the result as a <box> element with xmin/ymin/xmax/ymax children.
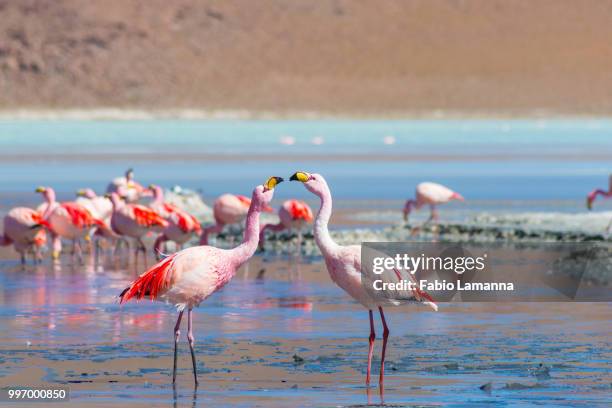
<box><xmin>1</xmin><ymin>0</ymin><xmax>612</xmax><ymax>116</ymax></box>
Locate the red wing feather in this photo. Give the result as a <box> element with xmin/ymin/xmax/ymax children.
<box><xmin>120</xmin><ymin>254</ymin><xmax>177</xmax><ymax>302</ymax></box>
<box><xmin>61</xmin><ymin>203</ymin><xmax>96</xmax><ymax>228</ymax></box>
<box><xmin>236</xmin><ymin>195</ymin><xmax>251</xmax><ymax>207</ymax></box>
<box><xmin>289</xmin><ymin>200</ymin><xmax>314</xmax><ymax>222</ymax></box>
<box><xmin>162</xmin><ymin>203</ymin><xmax>201</xmax><ymax>233</ymax></box>
<box><xmin>132</xmin><ymin>205</ymin><xmax>168</xmax><ymax>228</ymax></box>
<box><xmin>30</xmin><ymin>212</ymin><xmax>52</xmax><ymax>229</ymax></box>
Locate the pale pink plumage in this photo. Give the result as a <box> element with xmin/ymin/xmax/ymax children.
<box><xmin>0</xmin><ymin>207</ymin><xmax>49</xmax><ymax>263</ymax></box>
<box><xmin>148</xmin><ymin>185</ymin><xmax>202</xmax><ymax>254</ymax></box>
<box><xmin>120</xmin><ymin>178</ymin><xmax>282</xmax><ymax>385</ymax></box>
<box><xmin>108</xmin><ymin>192</ymin><xmax>168</xmax><ymax>256</ymax></box>
<box><xmin>403</xmin><ymin>181</ymin><xmax>464</xmax><ymax>222</ymax></box>
<box><xmin>291</xmin><ymin>171</ymin><xmax>436</xmax><ymax>388</ymax></box>
<box><xmin>36</xmin><ymin>186</ymin><xmax>103</xmax><ymax>259</ymax></box>
<box><xmin>199</xmin><ymin>193</ymin><xmax>272</xmax><ymax>245</ymax></box>
<box><xmin>106</xmin><ymin>168</ymin><xmax>151</xmax><ymax>203</ymax></box>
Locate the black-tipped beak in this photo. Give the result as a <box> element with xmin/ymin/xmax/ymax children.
<box><xmin>289</xmin><ymin>173</ymin><xmax>299</xmax><ymax>181</ymax></box>
<box><xmin>264</xmin><ymin>176</ymin><xmax>284</xmax><ymax>191</ymax></box>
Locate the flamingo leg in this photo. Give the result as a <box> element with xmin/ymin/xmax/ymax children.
<box><xmin>199</xmin><ymin>223</ymin><xmax>224</xmax><ymax>245</ymax></box>
<box><xmin>378</xmin><ymin>307</ymin><xmax>390</xmax><ymax>387</ymax></box>
<box><xmin>366</xmin><ymin>309</ymin><xmax>375</xmax><ymax>386</ymax></box>
<box><xmin>428</xmin><ymin>204</ymin><xmax>439</xmax><ymax>222</ymax></box>
<box><xmin>154</xmin><ymin>234</ymin><xmax>168</xmax><ymax>259</ymax></box>
<box><xmin>187</xmin><ymin>308</ymin><xmax>199</xmax><ymax>386</ymax></box>
<box><xmin>172</xmin><ymin>310</ymin><xmax>184</xmax><ymax>384</ymax></box>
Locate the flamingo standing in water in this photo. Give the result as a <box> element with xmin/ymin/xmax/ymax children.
<box><xmin>259</xmin><ymin>199</ymin><xmax>313</xmax><ymax>249</ymax></box>
<box><xmin>403</xmin><ymin>182</ymin><xmax>464</xmax><ymax>222</ymax></box>
<box><xmin>290</xmin><ymin>171</ymin><xmax>437</xmax><ymax>388</ymax></box>
<box><xmin>36</xmin><ymin>186</ymin><xmax>104</xmax><ymax>260</ymax></box>
<box><xmin>119</xmin><ymin>176</ymin><xmax>283</xmax><ymax>385</ymax></box>
<box><xmin>148</xmin><ymin>184</ymin><xmax>202</xmax><ymax>255</ymax></box>
<box><xmin>586</xmin><ymin>174</ymin><xmax>611</xmax><ymax>210</ymax></box>
<box><xmin>76</xmin><ymin>188</ymin><xmax>121</xmax><ymax>253</ymax></box>
<box><xmin>107</xmin><ymin>192</ymin><xmax>168</xmax><ymax>259</ymax></box>
<box><xmin>106</xmin><ymin>168</ymin><xmax>151</xmax><ymax>203</ymax></box>
<box><xmin>199</xmin><ymin>194</ymin><xmax>272</xmax><ymax>245</ymax></box>
<box><xmin>0</xmin><ymin>207</ymin><xmax>50</xmax><ymax>263</ymax></box>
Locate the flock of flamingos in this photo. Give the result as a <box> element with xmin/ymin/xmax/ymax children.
<box><xmin>1</xmin><ymin>168</ymin><xmax>610</xmax><ymax>388</ymax></box>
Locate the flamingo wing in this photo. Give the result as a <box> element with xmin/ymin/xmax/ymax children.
<box><xmin>60</xmin><ymin>203</ymin><xmax>102</xmax><ymax>228</ymax></box>
<box><xmin>289</xmin><ymin>200</ymin><xmax>314</xmax><ymax>222</ymax></box>
<box><xmin>132</xmin><ymin>205</ymin><xmax>168</xmax><ymax>228</ymax></box>
<box><xmin>163</xmin><ymin>203</ymin><xmax>201</xmax><ymax>233</ymax></box>
<box><xmin>120</xmin><ymin>253</ymin><xmax>177</xmax><ymax>302</ymax></box>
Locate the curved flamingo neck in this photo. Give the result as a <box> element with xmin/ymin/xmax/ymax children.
<box><xmin>109</xmin><ymin>193</ymin><xmax>125</xmax><ymax>210</ymax></box>
<box><xmin>152</xmin><ymin>186</ymin><xmax>164</xmax><ymax>206</ymax></box>
<box><xmin>41</xmin><ymin>189</ymin><xmax>57</xmax><ymax>219</ymax></box>
<box><xmin>229</xmin><ymin>202</ymin><xmax>262</xmax><ymax>268</ymax></box>
<box><xmin>589</xmin><ymin>189</ymin><xmax>610</xmax><ymax>202</ymax></box>
<box><xmin>313</xmin><ymin>183</ymin><xmax>340</xmax><ymax>258</ymax></box>
<box><xmin>404</xmin><ymin>199</ymin><xmax>416</xmax><ymax>213</ymax></box>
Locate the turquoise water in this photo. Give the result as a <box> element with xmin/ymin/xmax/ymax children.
<box><xmin>0</xmin><ymin>120</ymin><xmax>610</xmax><ymax>206</ymax></box>
<box><xmin>0</xmin><ymin>119</ymin><xmax>611</xmax><ymax>154</ymax></box>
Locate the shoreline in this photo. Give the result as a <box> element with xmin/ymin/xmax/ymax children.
<box><xmin>1</xmin><ymin>108</ymin><xmax>612</xmax><ymax>121</ymax></box>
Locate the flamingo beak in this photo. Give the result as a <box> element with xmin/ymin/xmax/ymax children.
<box><xmin>290</xmin><ymin>172</ymin><xmax>310</xmax><ymax>182</ymax></box>
<box><xmin>35</xmin><ymin>186</ymin><xmax>46</xmax><ymax>193</ymax></box>
<box><xmin>586</xmin><ymin>198</ymin><xmax>593</xmax><ymax>210</ymax></box>
<box><xmin>76</xmin><ymin>189</ymin><xmax>85</xmax><ymax>197</ymax></box>
<box><xmin>264</xmin><ymin>176</ymin><xmax>284</xmax><ymax>191</ymax></box>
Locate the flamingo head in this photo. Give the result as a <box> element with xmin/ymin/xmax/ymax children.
<box><xmin>76</xmin><ymin>188</ymin><xmax>96</xmax><ymax>199</ymax></box>
<box><xmin>402</xmin><ymin>199</ymin><xmax>416</xmax><ymax>222</ymax></box>
<box><xmin>586</xmin><ymin>190</ymin><xmax>598</xmax><ymax>210</ymax></box>
<box><xmin>35</xmin><ymin>186</ymin><xmax>55</xmax><ymax>202</ymax></box>
<box><xmin>253</xmin><ymin>176</ymin><xmax>284</xmax><ymax>211</ymax></box>
<box><xmin>289</xmin><ymin>171</ymin><xmax>328</xmax><ymax>197</ymax></box>
<box><xmin>148</xmin><ymin>184</ymin><xmax>163</xmax><ymax>198</ymax></box>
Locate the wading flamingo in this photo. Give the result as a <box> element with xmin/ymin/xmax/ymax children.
<box><xmin>36</xmin><ymin>186</ymin><xmax>104</xmax><ymax>260</ymax></box>
<box><xmin>119</xmin><ymin>176</ymin><xmax>283</xmax><ymax>385</ymax></box>
<box><xmin>290</xmin><ymin>171</ymin><xmax>437</xmax><ymax>388</ymax></box>
<box><xmin>76</xmin><ymin>188</ymin><xmax>113</xmax><ymax>221</ymax></box>
<box><xmin>259</xmin><ymin>199</ymin><xmax>313</xmax><ymax>249</ymax></box>
<box><xmin>403</xmin><ymin>182</ymin><xmax>464</xmax><ymax>222</ymax></box>
<box><xmin>199</xmin><ymin>194</ymin><xmax>272</xmax><ymax>245</ymax></box>
<box><xmin>586</xmin><ymin>174</ymin><xmax>612</xmax><ymax>210</ymax></box>
<box><xmin>0</xmin><ymin>207</ymin><xmax>50</xmax><ymax>263</ymax></box>
<box><xmin>106</xmin><ymin>168</ymin><xmax>151</xmax><ymax>203</ymax></box>
<box><xmin>76</xmin><ymin>189</ymin><xmax>121</xmax><ymax>254</ymax></box>
<box><xmin>148</xmin><ymin>184</ymin><xmax>202</xmax><ymax>255</ymax></box>
<box><xmin>107</xmin><ymin>192</ymin><xmax>168</xmax><ymax>258</ymax></box>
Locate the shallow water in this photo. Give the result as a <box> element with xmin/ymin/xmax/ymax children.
<box><xmin>0</xmin><ymin>252</ymin><xmax>610</xmax><ymax>407</ymax></box>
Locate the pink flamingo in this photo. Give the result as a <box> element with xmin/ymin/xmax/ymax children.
<box><xmin>403</xmin><ymin>182</ymin><xmax>464</xmax><ymax>222</ymax></box>
<box><xmin>586</xmin><ymin>174</ymin><xmax>612</xmax><ymax>210</ymax></box>
<box><xmin>106</xmin><ymin>168</ymin><xmax>151</xmax><ymax>203</ymax></box>
<box><xmin>36</xmin><ymin>186</ymin><xmax>104</xmax><ymax>259</ymax></box>
<box><xmin>119</xmin><ymin>176</ymin><xmax>283</xmax><ymax>385</ymax></box>
<box><xmin>107</xmin><ymin>192</ymin><xmax>169</xmax><ymax>258</ymax></box>
<box><xmin>199</xmin><ymin>193</ymin><xmax>272</xmax><ymax>245</ymax></box>
<box><xmin>0</xmin><ymin>207</ymin><xmax>50</xmax><ymax>263</ymax></box>
<box><xmin>76</xmin><ymin>189</ymin><xmax>121</xmax><ymax>253</ymax></box>
<box><xmin>76</xmin><ymin>188</ymin><xmax>113</xmax><ymax>221</ymax></box>
<box><xmin>259</xmin><ymin>199</ymin><xmax>313</xmax><ymax>249</ymax></box>
<box><xmin>290</xmin><ymin>171</ymin><xmax>437</xmax><ymax>388</ymax></box>
<box><xmin>148</xmin><ymin>184</ymin><xmax>202</xmax><ymax>255</ymax></box>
